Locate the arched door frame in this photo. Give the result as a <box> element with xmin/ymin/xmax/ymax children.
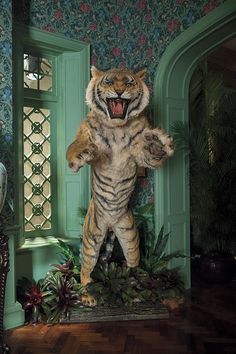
<box><xmin>153</xmin><ymin>0</ymin><xmax>236</xmax><ymax>287</ymax></box>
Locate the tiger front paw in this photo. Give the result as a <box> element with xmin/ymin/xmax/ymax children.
<box><xmin>66</xmin><ymin>142</ymin><xmax>98</xmax><ymax>172</ymax></box>
<box><xmin>144</xmin><ymin>128</ymin><xmax>174</xmax><ymax>160</ymax></box>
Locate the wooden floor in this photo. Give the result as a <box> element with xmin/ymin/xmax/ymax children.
<box><xmin>5</xmin><ymin>282</ymin><xmax>236</xmax><ymax>354</ymax></box>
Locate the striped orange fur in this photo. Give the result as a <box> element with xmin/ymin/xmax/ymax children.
<box><xmin>66</xmin><ymin>67</ymin><xmax>174</xmax><ymax>305</ymax></box>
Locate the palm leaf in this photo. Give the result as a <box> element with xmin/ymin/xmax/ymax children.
<box><xmin>153</xmin><ymin>229</ymin><xmax>169</xmax><ymax>259</ymax></box>
<box><xmin>170</xmin><ymin>121</ymin><xmax>189</xmax><ymax>152</ymax></box>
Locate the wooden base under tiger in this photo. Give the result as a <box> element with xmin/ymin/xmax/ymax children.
<box><xmin>66</xmin><ymin>66</ymin><xmax>174</xmax><ymax>306</ymax></box>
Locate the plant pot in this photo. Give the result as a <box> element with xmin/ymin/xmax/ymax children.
<box><xmin>200</xmin><ymin>252</ymin><xmax>235</xmax><ymax>284</ymax></box>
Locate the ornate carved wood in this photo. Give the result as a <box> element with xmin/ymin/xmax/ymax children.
<box><xmin>0</xmin><ymin>232</ymin><xmax>10</xmax><ymax>354</ymax></box>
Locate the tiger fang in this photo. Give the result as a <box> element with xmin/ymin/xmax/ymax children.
<box><xmin>107</xmin><ymin>98</ymin><xmax>130</xmax><ymax>119</ymax></box>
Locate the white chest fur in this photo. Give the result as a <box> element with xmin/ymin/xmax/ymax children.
<box><xmin>93</xmin><ymin>115</ymin><xmax>147</xmax><ymax>157</ymax></box>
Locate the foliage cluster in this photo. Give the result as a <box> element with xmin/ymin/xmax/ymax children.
<box><xmin>17</xmin><ymin>248</ymin><xmax>83</xmax><ymax>324</ymax></box>
<box><xmin>17</xmin><ymin>204</ymin><xmax>185</xmax><ymax>323</ymax></box>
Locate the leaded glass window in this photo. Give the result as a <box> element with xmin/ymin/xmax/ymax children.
<box><xmin>23</xmin><ymin>107</ymin><xmax>52</xmax><ymax>231</ymax></box>
<box><xmin>22</xmin><ymin>51</ymin><xmax>56</xmax><ymax>235</ymax></box>
<box><xmin>24</xmin><ymin>54</ymin><xmax>53</xmax><ymax>92</ymax></box>
<box><xmin>14</xmin><ymin>24</ymin><xmax>90</xmax><ymax>244</ymax></box>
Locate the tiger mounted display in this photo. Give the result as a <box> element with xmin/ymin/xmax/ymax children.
<box><xmin>66</xmin><ymin>66</ymin><xmax>174</xmax><ymax>305</ymax></box>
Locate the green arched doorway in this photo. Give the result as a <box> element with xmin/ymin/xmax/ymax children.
<box><xmin>153</xmin><ymin>0</ymin><xmax>236</xmax><ymax>287</ymax></box>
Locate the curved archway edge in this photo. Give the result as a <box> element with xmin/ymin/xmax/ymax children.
<box><xmin>153</xmin><ymin>0</ymin><xmax>236</xmax><ymax>287</ymax></box>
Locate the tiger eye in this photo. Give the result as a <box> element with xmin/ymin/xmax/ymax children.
<box><xmin>125</xmin><ymin>78</ymin><xmax>136</xmax><ymax>86</ymax></box>
<box><xmin>103</xmin><ymin>77</ymin><xmax>114</xmax><ymax>85</ymax></box>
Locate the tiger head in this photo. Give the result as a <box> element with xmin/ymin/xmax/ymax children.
<box><xmin>86</xmin><ymin>67</ymin><xmax>149</xmax><ymax>125</ymax></box>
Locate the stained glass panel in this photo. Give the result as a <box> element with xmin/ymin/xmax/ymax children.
<box><xmin>23</xmin><ymin>107</ymin><xmax>52</xmax><ymax>231</ymax></box>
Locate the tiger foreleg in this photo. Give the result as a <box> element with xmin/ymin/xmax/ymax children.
<box><xmin>80</xmin><ymin>199</ymin><xmax>107</xmax><ymax>306</ymax></box>
<box><xmin>112</xmin><ymin>210</ymin><xmax>140</xmax><ymax>268</ymax></box>
<box><xmin>137</xmin><ymin>128</ymin><xmax>174</xmax><ymax>169</ymax></box>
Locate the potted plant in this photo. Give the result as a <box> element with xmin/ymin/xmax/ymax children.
<box><xmin>172</xmin><ymin>63</ymin><xmax>236</xmax><ymax>283</ymax></box>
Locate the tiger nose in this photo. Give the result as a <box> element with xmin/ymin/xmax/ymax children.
<box><xmin>115</xmin><ymin>89</ymin><xmax>125</xmax><ymax>97</ymax></box>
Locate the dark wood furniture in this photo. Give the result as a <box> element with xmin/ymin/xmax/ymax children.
<box><xmin>0</xmin><ymin>231</ymin><xmax>10</xmax><ymax>353</ymax></box>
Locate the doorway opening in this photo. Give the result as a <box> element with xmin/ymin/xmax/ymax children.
<box><xmin>153</xmin><ymin>0</ymin><xmax>236</xmax><ymax>288</ymax></box>
<box><xmin>188</xmin><ymin>38</ymin><xmax>236</xmax><ymax>284</ymax></box>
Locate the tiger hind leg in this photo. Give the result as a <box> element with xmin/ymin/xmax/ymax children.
<box><xmin>80</xmin><ymin>199</ymin><xmax>107</xmax><ymax>305</ymax></box>
<box><xmin>112</xmin><ymin>209</ymin><xmax>140</xmax><ymax>268</ymax></box>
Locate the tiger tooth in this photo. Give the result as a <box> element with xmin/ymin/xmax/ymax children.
<box><xmin>105</xmin><ymin>106</ymin><xmax>111</xmax><ymax>119</ymax></box>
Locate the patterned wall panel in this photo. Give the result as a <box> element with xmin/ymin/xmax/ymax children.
<box><xmin>0</xmin><ymin>0</ymin><xmax>13</xmax><ymax>226</ymax></box>
<box><xmin>11</xmin><ymin>0</ymin><xmax>225</xmax><ymax>209</ymax></box>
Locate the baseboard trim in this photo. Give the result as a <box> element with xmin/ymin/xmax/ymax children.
<box><xmin>4</xmin><ymin>301</ymin><xmax>25</xmax><ymax>330</ymax></box>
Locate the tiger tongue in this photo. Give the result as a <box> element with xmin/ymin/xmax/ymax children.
<box><xmin>112</xmin><ymin>101</ymin><xmax>124</xmax><ymax>115</ymax></box>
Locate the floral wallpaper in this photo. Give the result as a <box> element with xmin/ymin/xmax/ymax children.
<box><xmin>1</xmin><ymin>0</ymin><xmax>226</xmax><ymax>226</ymax></box>
<box><xmin>14</xmin><ymin>0</ymin><xmax>225</xmax><ymax>79</ymax></box>
<box><xmin>0</xmin><ymin>0</ymin><xmax>13</xmax><ymax>226</ymax></box>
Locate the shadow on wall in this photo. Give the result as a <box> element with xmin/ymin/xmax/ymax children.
<box><xmin>16</xmin><ymin>246</ymin><xmax>60</xmax><ymax>282</ymax></box>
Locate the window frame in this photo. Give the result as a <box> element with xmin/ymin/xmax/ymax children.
<box><xmin>13</xmin><ymin>24</ymin><xmax>91</xmax><ymax>248</ymax></box>
<box><xmin>22</xmin><ymin>49</ymin><xmax>57</xmax><ymax>238</ymax></box>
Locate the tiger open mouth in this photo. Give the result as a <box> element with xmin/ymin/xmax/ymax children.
<box><xmin>106</xmin><ymin>98</ymin><xmax>130</xmax><ymax>119</ymax></box>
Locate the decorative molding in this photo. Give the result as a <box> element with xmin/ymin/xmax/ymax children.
<box><xmin>4</xmin><ymin>234</ymin><xmax>25</xmax><ymax>330</ymax></box>
<box><xmin>17</xmin><ymin>236</ymin><xmax>59</xmax><ymax>251</ymax></box>
<box><xmin>13</xmin><ymin>24</ymin><xmax>91</xmax><ymax>245</ymax></box>
<box><xmin>13</xmin><ymin>23</ymin><xmax>90</xmax><ymax>53</ymax></box>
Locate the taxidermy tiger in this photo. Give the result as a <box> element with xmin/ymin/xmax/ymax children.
<box><xmin>66</xmin><ymin>66</ymin><xmax>174</xmax><ymax>305</ymax></box>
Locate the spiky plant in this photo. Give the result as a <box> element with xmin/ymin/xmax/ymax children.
<box><xmin>17</xmin><ymin>277</ymin><xmax>50</xmax><ymax>323</ymax></box>
<box><xmin>53</xmin><ymin>208</ymin><xmax>87</xmax><ymax>271</ymax></box>
<box><xmin>41</xmin><ymin>238</ymin><xmax>85</xmax><ymax>323</ymax></box>
<box><xmin>140</xmin><ymin>225</ymin><xmax>185</xmax><ymax>277</ymax></box>
<box><xmin>42</xmin><ymin>271</ymin><xmax>83</xmax><ymax>323</ymax></box>
<box><xmin>88</xmin><ymin>261</ymin><xmax>143</xmax><ymax>306</ymax></box>
<box><xmin>133</xmin><ymin>203</ymin><xmax>186</xmax><ymax>301</ymax></box>
<box><xmin>134</xmin><ymin>204</ymin><xmax>185</xmax><ymax>277</ymax></box>
<box><xmin>50</xmin><ymin>259</ymin><xmax>80</xmax><ymax>279</ymax></box>
<box><xmin>54</xmin><ymin>239</ymin><xmax>82</xmax><ymax>272</ymax></box>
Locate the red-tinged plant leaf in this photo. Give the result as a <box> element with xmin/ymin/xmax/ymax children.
<box><xmin>23</xmin><ymin>301</ymin><xmax>33</xmax><ymax>310</ymax></box>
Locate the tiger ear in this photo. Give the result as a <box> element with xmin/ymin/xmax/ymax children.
<box><xmin>91</xmin><ymin>66</ymin><xmax>104</xmax><ymax>78</ymax></box>
<box><xmin>136</xmin><ymin>68</ymin><xmax>147</xmax><ymax>80</ymax></box>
